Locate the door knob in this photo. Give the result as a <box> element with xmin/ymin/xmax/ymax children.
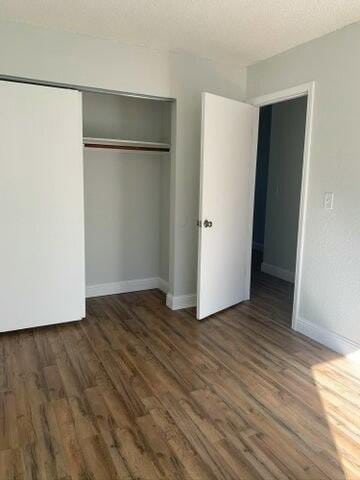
<box><xmin>203</xmin><ymin>219</ymin><xmax>213</xmax><ymax>228</ymax></box>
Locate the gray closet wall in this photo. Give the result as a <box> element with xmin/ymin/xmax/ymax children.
<box><xmin>82</xmin><ymin>92</ymin><xmax>172</xmax><ymax>292</ymax></box>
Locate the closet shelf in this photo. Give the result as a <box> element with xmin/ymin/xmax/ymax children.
<box><xmin>83</xmin><ymin>137</ymin><xmax>170</xmax><ymax>152</ymax></box>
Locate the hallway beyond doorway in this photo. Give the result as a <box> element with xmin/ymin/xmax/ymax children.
<box><xmin>251</xmin><ymin>249</ymin><xmax>294</xmax><ymax>328</ymax></box>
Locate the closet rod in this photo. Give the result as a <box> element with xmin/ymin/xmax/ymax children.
<box><xmin>84</xmin><ymin>143</ymin><xmax>170</xmax><ymax>152</ymax></box>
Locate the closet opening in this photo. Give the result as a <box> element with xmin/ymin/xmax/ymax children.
<box><xmin>251</xmin><ymin>95</ymin><xmax>308</xmax><ymax>327</ymax></box>
<box><xmin>82</xmin><ymin>91</ymin><xmax>174</xmax><ymax>301</ymax></box>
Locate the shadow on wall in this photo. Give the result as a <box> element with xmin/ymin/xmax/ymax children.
<box><xmin>252</xmin><ymin>104</ymin><xmax>272</xmax><ymax>251</ymax></box>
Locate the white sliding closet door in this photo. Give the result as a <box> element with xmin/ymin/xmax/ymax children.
<box><xmin>0</xmin><ymin>81</ymin><xmax>85</xmax><ymax>332</ymax></box>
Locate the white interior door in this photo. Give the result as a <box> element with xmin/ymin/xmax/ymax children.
<box><xmin>197</xmin><ymin>92</ymin><xmax>259</xmax><ymax>319</ymax></box>
<box><xmin>0</xmin><ymin>81</ymin><xmax>85</xmax><ymax>332</ymax></box>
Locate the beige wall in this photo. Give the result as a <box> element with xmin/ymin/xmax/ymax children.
<box><xmin>248</xmin><ymin>22</ymin><xmax>360</xmax><ymax>344</ymax></box>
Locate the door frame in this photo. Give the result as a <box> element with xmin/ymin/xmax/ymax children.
<box><xmin>249</xmin><ymin>81</ymin><xmax>315</xmax><ymax>330</ymax></box>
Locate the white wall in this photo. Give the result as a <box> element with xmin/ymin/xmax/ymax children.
<box><xmin>82</xmin><ymin>92</ymin><xmax>171</xmax><ymax>290</ymax></box>
<box><xmin>82</xmin><ymin>91</ymin><xmax>171</xmax><ymax>143</ymax></box>
<box><xmin>262</xmin><ymin>97</ymin><xmax>307</xmax><ymax>279</ymax></box>
<box><xmin>0</xmin><ymin>20</ymin><xmax>247</xmax><ymax>301</ymax></box>
<box><xmin>84</xmin><ymin>149</ymin><xmax>169</xmax><ymax>287</ymax></box>
<box><xmin>2</xmin><ymin>18</ymin><xmax>358</xmax><ymax>349</ymax></box>
<box><xmin>168</xmin><ymin>53</ymin><xmax>247</xmax><ymax>296</ymax></box>
<box><xmin>0</xmin><ymin>22</ymin><xmax>170</xmax><ymax>97</ymax></box>
<box><xmin>160</xmin><ymin>157</ymin><xmax>171</xmax><ymax>282</ymax></box>
<box><xmin>248</xmin><ymin>22</ymin><xmax>360</xmax><ymax>345</ymax></box>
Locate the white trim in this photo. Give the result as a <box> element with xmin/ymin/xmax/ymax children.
<box><xmin>0</xmin><ymin>74</ymin><xmax>175</xmax><ymax>102</ymax></box>
<box><xmin>196</xmin><ymin>93</ymin><xmax>207</xmax><ymax>317</ymax></box>
<box><xmin>158</xmin><ymin>278</ymin><xmax>170</xmax><ymax>294</ymax></box>
<box><xmin>261</xmin><ymin>262</ymin><xmax>294</xmax><ymax>283</ymax></box>
<box><xmin>295</xmin><ymin>317</ymin><xmax>360</xmax><ymax>361</ymax></box>
<box><xmin>86</xmin><ymin>277</ymin><xmax>168</xmax><ymax>298</ymax></box>
<box><xmin>249</xmin><ymin>81</ymin><xmax>315</xmax><ymax>330</ymax></box>
<box><xmin>250</xmin><ymin>83</ymin><xmax>314</xmax><ymax>108</ymax></box>
<box><xmin>166</xmin><ymin>293</ymin><xmax>197</xmax><ymax>310</ymax></box>
<box><xmin>245</xmin><ymin>106</ymin><xmax>260</xmax><ymax>302</ymax></box>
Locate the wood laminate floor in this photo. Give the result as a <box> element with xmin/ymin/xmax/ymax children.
<box><xmin>0</xmin><ymin>280</ymin><xmax>360</xmax><ymax>479</ymax></box>
<box><xmin>251</xmin><ymin>269</ymin><xmax>294</xmax><ymax>327</ymax></box>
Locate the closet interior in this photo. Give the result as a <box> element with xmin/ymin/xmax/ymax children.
<box><xmin>82</xmin><ymin>91</ymin><xmax>173</xmax><ymax>297</ymax></box>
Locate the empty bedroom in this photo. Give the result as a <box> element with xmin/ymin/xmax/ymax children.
<box><xmin>0</xmin><ymin>2</ymin><xmax>360</xmax><ymax>479</ymax></box>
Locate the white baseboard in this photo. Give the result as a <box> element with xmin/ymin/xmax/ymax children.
<box><xmin>86</xmin><ymin>276</ymin><xmax>196</xmax><ymax>312</ymax></box>
<box><xmin>86</xmin><ymin>277</ymin><xmax>169</xmax><ymax>298</ymax></box>
<box><xmin>295</xmin><ymin>316</ymin><xmax>360</xmax><ymax>361</ymax></box>
<box><xmin>261</xmin><ymin>262</ymin><xmax>295</xmax><ymax>283</ymax></box>
<box><xmin>166</xmin><ymin>293</ymin><xmax>197</xmax><ymax>310</ymax></box>
<box><xmin>158</xmin><ymin>278</ymin><xmax>169</xmax><ymax>294</ymax></box>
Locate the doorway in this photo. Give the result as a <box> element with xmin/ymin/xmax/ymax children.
<box><xmin>196</xmin><ymin>84</ymin><xmax>314</xmax><ymax>322</ymax></box>
<box><xmin>251</xmin><ymin>95</ymin><xmax>308</xmax><ymax>327</ymax></box>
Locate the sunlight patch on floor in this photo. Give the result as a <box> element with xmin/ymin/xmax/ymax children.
<box><xmin>311</xmin><ymin>358</ymin><xmax>360</xmax><ymax>480</ymax></box>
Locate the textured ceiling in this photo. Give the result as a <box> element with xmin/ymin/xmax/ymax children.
<box><xmin>2</xmin><ymin>0</ymin><xmax>360</xmax><ymax>65</ymax></box>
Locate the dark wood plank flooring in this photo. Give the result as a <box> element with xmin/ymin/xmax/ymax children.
<box><xmin>251</xmin><ymin>269</ymin><xmax>294</xmax><ymax>327</ymax></box>
<box><xmin>0</xmin><ymin>280</ymin><xmax>359</xmax><ymax>479</ymax></box>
